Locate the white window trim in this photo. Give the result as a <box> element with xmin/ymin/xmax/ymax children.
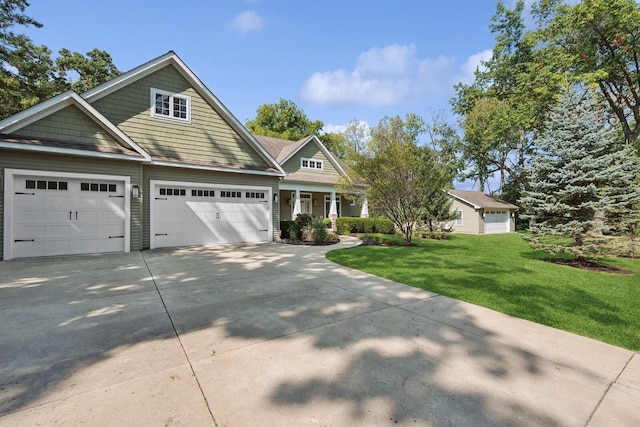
<box><xmin>455</xmin><ymin>210</ymin><xmax>463</xmax><ymax>226</ymax></box>
<box><xmin>150</xmin><ymin>88</ymin><xmax>191</xmax><ymax>123</ymax></box>
<box><xmin>301</xmin><ymin>157</ymin><xmax>324</xmax><ymax>171</ymax></box>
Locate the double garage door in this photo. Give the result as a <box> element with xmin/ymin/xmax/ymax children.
<box><xmin>150</xmin><ymin>180</ymin><xmax>271</xmax><ymax>249</ymax></box>
<box><xmin>5</xmin><ymin>170</ymin><xmax>129</xmax><ymax>259</ymax></box>
<box><xmin>4</xmin><ymin>171</ymin><xmax>272</xmax><ymax>259</ymax></box>
<box><xmin>484</xmin><ymin>211</ymin><xmax>510</xmax><ymax>234</ymax></box>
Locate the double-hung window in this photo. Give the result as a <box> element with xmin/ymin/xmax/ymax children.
<box><xmin>455</xmin><ymin>210</ymin><xmax>463</xmax><ymax>226</ymax></box>
<box><xmin>151</xmin><ymin>88</ymin><xmax>191</xmax><ymax>123</ymax></box>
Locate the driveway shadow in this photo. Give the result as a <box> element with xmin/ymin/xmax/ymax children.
<box><xmin>0</xmin><ymin>240</ymin><xmax>627</xmax><ymax>425</ymax></box>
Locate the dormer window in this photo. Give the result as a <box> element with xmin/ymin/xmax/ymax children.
<box><xmin>151</xmin><ymin>88</ymin><xmax>191</xmax><ymax>123</ymax></box>
<box><xmin>301</xmin><ymin>157</ymin><xmax>323</xmax><ymax>170</ymax></box>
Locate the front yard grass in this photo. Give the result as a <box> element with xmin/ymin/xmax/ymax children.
<box><xmin>327</xmin><ymin>233</ymin><xmax>640</xmax><ymax>350</ymax></box>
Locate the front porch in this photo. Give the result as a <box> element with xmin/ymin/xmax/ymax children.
<box><xmin>278</xmin><ymin>188</ymin><xmax>368</xmax><ymax>221</ymax></box>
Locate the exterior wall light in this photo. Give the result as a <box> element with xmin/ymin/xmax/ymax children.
<box><xmin>131</xmin><ymin>184</ymin><xmax>140</xmax><ymax>198</ymax></box>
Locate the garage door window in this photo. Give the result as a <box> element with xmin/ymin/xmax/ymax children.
<box><xmin>221</xmin><ymin>191</ymin><xmax>241</xmax><ymax>198</ymax></box>
<box><xmin>81</xmin><ymin>182</ymin><xmax>117</xmax><ymax>192</ymax></box>
<box><xmin>26</xmin><ymin>179</ymin><xmax>68</xmax><ymax>191</ymax></box>
<box><xmin>191</xmin><ymin>189</ymin><xmax>215</xmax><ymax>197</ymax></box>
<box><xmin>246</xmin><ymin>192</ymin><xmax>265</xmax><ymax>199</ymax></box>
<box><xmin>159</xmin><ymin>188</ymin><xmax>186</xmax><ymax>196</ymax></box>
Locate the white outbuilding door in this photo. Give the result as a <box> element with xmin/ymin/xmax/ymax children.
<box><xmin>150</xmin><ymin>180</ymin><xmax>271</xmax><ymax>249</ymax></box>
<box><xmin>484</xmin><ymin>211</ymin><xmax>510</xmax><ymax>234</ymax></box>
<box><xmin>4</xmin><ymin>169</ymin><xmax>130</xmax><ymax>259</ymax></box>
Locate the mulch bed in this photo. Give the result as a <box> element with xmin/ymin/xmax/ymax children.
<box><xmin>542</xmin><ymin>258</ymin><xmax>635</xmax><ymax>275</ymax></box>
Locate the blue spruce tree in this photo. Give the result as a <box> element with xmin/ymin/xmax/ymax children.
<box><xmin>520</xmin><ymin>88</ymin><xmax>640</xmax><ymax>260</ymax></box>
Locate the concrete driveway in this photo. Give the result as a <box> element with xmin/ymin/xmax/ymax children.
<box><xmin>0</xmin><ymin>236</ymin><xmax>638</xmax><ymax>426</ymax></box>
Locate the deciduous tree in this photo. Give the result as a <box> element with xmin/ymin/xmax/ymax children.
<box><xmin>347</xmin><ymin>115</ymin><xmax>453</xmax><ymax>243</ymax></box>
<box><xmin>246</xmin><ymin>98</ymin><xmax>323</xmax><ymax>141</ymax></box>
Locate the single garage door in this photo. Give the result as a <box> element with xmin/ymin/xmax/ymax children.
<box><xmin>484</xmin><ymin>211</ymin><xmax>510</xmax><ymax>234</ymax></box>
<box><xmin>151</xmin><ymin>181</ymin><xmax>271</xmax><ymax>249</ymax></box>
<box><xmin>8</xmin><ymin>172</ymin><xmax>128</xmax><ymax>259</ymax></box>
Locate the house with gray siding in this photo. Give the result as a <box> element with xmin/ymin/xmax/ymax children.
<box><xmin>0</xmin><ymin>51</ymin><xmax>286</xmax><ymax>260</ymax></box>
<box><xmin>254</xmin><ymin>134</ymin><xmax>368</xmax><ymax>224</ymax></box>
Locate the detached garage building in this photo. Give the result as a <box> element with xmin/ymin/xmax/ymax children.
<box><xmin>0</xmin><ymin>52</ymin><xmax>285</xmax><ymax>260</ymax></box>
<box><xmin>447</xmin><ymin>190</ymin><xmax>518</xmax><ymax>234</ymax></box>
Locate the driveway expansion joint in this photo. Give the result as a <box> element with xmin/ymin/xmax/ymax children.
<box><xmin>141</xmin><ymin>251</ymin><xmax>217</xmax><ymax>427</ymax></box>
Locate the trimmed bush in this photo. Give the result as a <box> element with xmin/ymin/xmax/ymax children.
<box><xmin>335</xmin><ymin>217</ymin><xmax>395</xmax><ymax>234</ymax></box>
<box><xmin>322</xmin><ymin>218</ymin><xmax>332</xmax><ymax>228</ymax></box>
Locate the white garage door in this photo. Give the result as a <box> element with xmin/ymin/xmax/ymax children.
<box><xmin>8</xmin><ymin>173</ymin><xmax>127</xmax><ymax>259</ymax></box>
<box><xmin>484</xmin><ymin>211</ymin><xmax>510</xmax><ymax>234</ymax></box>
<box><xmin>151</xmin><ymin>181</ymin><xmax>271</xmax><ymax>249</ymax></box>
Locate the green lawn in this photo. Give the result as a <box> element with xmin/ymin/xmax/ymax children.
<box><xmin>327</xmin><ymin>233</ymin><xmax>640</xmax><ymax>350</ymax></box>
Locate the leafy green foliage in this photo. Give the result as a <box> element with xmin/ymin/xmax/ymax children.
<box><xmin>520</xmin><ymin>88</ymin><xmax>640</xmax><ymax>260</ymax></box>
<box><xmin>533</xmin><ymin>0</ymin><xmax>640</xmax><ymax>147</ymax></box>
<box><xmin>311</xmin><ymin>218</ymin><xmax>328</xmax><ymax>243</ymax></box>
<box><xmin>335</xmin><ymin>217</ymin><xmax>395</xmax><ymax>235</ymax></box>
<box><xmin>245</xmin><ymin>99</ymin><xmax>323</xmax><ymax>141</ymax></box>
<box><xmin>344</xmin><ymin>114</ymin><xmax>453</xmax><ymax>243</ymax></box>
<box><xmin>55</xmin><ymin>48</ymin><xmax>120</xmax><ymax>93</ymax></box>
<box><xmin>0</xmin><ymin>0</ymin><xmax>120</xmax><ymax>119</ymax></box>
<box><xmin>327</xmin><ymin>233</ymin><xmax>640</xmax><ymax>350</ymax></box>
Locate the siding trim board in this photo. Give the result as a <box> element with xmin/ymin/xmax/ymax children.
<box><xmin>150</xmin><ymin>159</ymin><xmax>283</xmax><ymax>176</ymax></box>
<box><xmin>0</xmin><ymin>142</ymin><xmax>146</xmax><ymax>162</ymax></box>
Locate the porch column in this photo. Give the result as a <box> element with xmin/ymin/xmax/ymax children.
<box><xmin>329</xmin><ymin>191</ymin><xmax>338</xmax><ymax>219</ymax></box>
<box><xmin>360</xmin><ymin>195</ymin><xmax>369</xmax><ymax>218</ymax></box>
<box><xmin>327</xmin><ymin>191</ymin><xmax>336</xmax><ymax>230</ymax></box>
<box><xmin>292</xmin><ymin>189</ymin><xmax>301</xmax><ymax>218</ymax></box>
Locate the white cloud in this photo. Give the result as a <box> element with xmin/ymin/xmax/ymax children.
<box><xmin>300</xmin><ymin>44</ymin><xmax>492</xmax><ymax>107</ymax></box>
<box><xmin>229</xmin><ymin>10</ymin><xmax>265</xmax><ymax>35</ymax></box>
<box><xmin>457</xmin><ymin>49</ymin><xmax>492</xmax><ymax>85</ymax></box>
<box><xmin>323</xmin><ymin>120</ymin><xmax>371</xmax><ymax>136</ymax></box>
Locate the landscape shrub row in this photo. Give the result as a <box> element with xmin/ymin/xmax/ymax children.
<box><xmin>335</xmin><ymin>217</ymin><xmax>395</xmax><ymax>235</ymax></box>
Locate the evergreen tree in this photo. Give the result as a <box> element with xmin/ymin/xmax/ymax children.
<box><xmin>520</xmin><ymin>88</ymin><xmax>640</xmax><ymax>260</ymax></box>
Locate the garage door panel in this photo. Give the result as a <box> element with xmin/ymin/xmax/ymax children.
<box><xmin>485</xmin><ymin>212</ymin><xmax>510</xmax><ymax>234</ymax></box>
<box><xmin>153</xmin><ymin>184</ymin><xmax>270</xmax><ymax>248</ymax></box>
<box><xmin>9</xmin><ymin>175</ymin><xmax>127</xmax><ymax>258</ymax></box>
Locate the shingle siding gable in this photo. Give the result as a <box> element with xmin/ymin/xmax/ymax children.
<box><xmin>91</xmin><ymin>65</ymin><xmax>270</xmax><ymax>168</ymax></box>
<box><xmin>282</xmin><ymin>141</ymin><xmax>339</xmax><ymax>177</ymax></box>
<box><xmin>17</xmin><ymin>105</ymin><xmax>122</xmax><ymax>149</ymax></box>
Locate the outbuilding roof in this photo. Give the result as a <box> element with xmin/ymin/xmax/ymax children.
<box><xmin>448</xmin><ymin>189</ymin><xmax>518</xmax><ymax>210</ymax></box>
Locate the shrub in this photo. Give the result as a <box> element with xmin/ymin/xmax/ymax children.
<box><xmin>323</xmin><ymin>218</ymin><xmax>332</xmax><ymax>228</ymax></box>
<box><xmin>288</xmin><ymin>221</ymin><xmax>301</xmax><ymax>241</ymax></box>
<box><xmin>312</xmin><ymin>218</ymin><xmax>328</xmax><ymax>243</ymax></box>
<box><xmin>327</xmin><ymin>233</ymin><xmax>339</xmax><ymax>242</ymax></box>
<box><xmin>280</xmin><ymin>220</ymin><xmax>294</xmax><ymax>239</ymax></box>
<box><xmin>295</xmin><ymin>213</ymin><xmax>313</xmax><ymax>229</ymax></box>
<box><xmin>302</xmin><ymin>224</ymin><xmax>314</xmax><ymax>241</ymax></box>
<box><xmin>335</xmin><ymin>217</ymin><xmax>395</xmax><ymax>234</ymax></box>
<box><xmin>373</xmin><ymin>218</ymin><xmax>395</xmax><ymax>234</ymax></box>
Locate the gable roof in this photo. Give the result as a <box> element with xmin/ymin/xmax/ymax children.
<box><xmin>82</xmin><ymin>51</ymin><xmax>285</xmax><ymax>176</ymax></box>
<box><xmin>0</xmin><ymin>91</ymin><xmax>150</xmax><ymax>161</ymax></box>
<box><xmin>254</xmin><ymin>134</ymin><xmax>349</xmax><ymax>178</ymax></box>
<box><xmin>448</xmin><ymin>189</ymin><xmax>518</xmax><ymax>210</ymax></box>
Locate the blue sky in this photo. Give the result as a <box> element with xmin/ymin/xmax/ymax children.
<box><xmin>22</xmin><ymin>0</ymin><xmax>502</xmax><ymax>136</ymax></box>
